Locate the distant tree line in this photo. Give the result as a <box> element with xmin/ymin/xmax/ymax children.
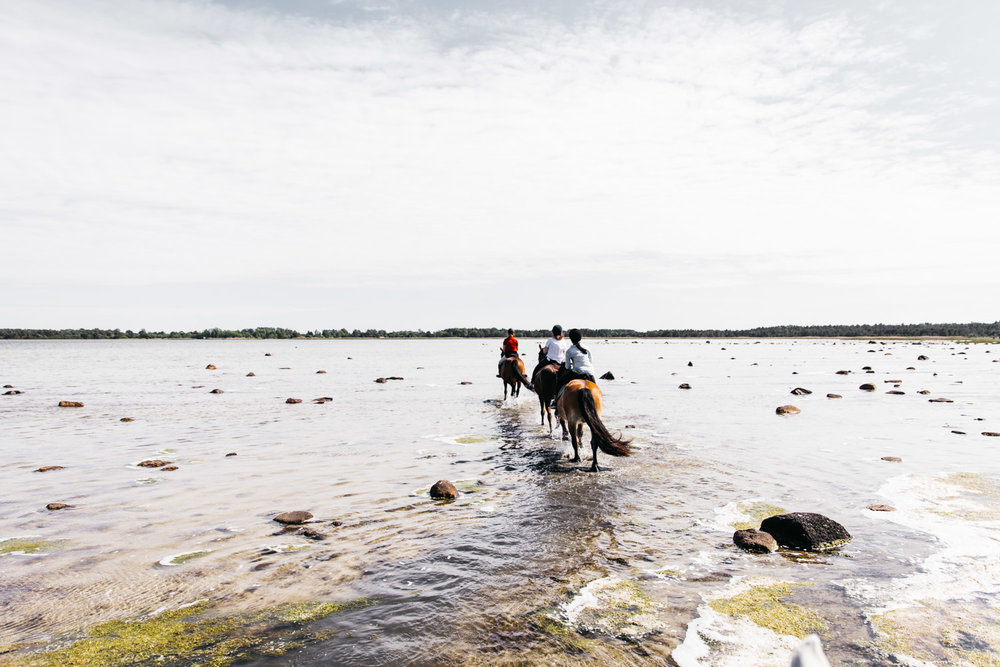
<box><xmin>1</xmin><ymin>322</ymin><xmax>998</xmax><ymax>340</ymax></box>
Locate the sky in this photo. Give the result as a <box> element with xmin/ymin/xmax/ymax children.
<box><xmin>2</xmin><ymin>0</ymin><xmax>998</xmax><ymax>332</ymax></box>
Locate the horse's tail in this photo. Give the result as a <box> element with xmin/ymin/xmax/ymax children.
<box><xmin>505</xmin><ymin>358</ymin><xmax>535</xmax><ymax>392</ymax></box>
<box><xmin>579</xmin><ymin>388</ymin><xmax>631</xmax><ymax>456</ymax></box>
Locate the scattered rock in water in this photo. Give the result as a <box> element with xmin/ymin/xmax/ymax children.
<box><xmin>312</xmin><ymin>397</ymin><xmax>333</xmax><ymax>403</ymax></box>
<box><xmin>884</xmin><ymin>379</ymin><xmax>901</xmax><ymax>384</ymax></box>
<box><xmin>759</xmin><ymin>512</ymin><xmax>852</xmax><ymax>551</ymax></box>
<box><xmin>285</xmin><ymin>398</ymin><xmax>302</xmax><ymax>404</ymax></box>
<box><xmin>881</xmin><ymin>456</ymin><xmax>902</xmax><ymax>462</ymax></box>
<box><xmin>46</xmin><ymin>502</ymin><xmax>71</xmax><ymax>511</ymax></box>
<box><xmin>776</xmin><ymin>405</ymin><xmax>800</xmax><ymax>415</ymax></box>
<box><xmin>835</xmin><ymin>370</ymin><xmax>850</xmax><ymax>375</ymax></box>
<box><xmin>226</xmin><ymin>452</ymin><xmax>238</xmax><ymax>456</ymax></box>
<box><xmin>209</xmin><ymin>388</ymin><xmax>224</xmax><ymax>394</ymax></box>
<box><xmin>918</xmin><ymin>355</ymin><xmax>929</xmax><ymax>361</ymax></box>
<box><xmin>138</xmin><ymin>460</ymin><xmax>172</xmax><ymax>468</ymax></box>
<box><xmin>120</xmin><ymin>417</ymin><xmax>134</xmax><ymax>422</ymax></box>
<box><xmin>299</xmin><ymin>528</ymin><xmax>327</xmax><ymax>541</ymax></box>
<box><xmin>316</xmin><ymin>370</ymin><xmax>327</xmax><ymax>374</ymax></box>
<box><xmin>58</xmin><ymin>401</ymin><xmax>84</xmax><ymax>408</ymax></box>
<box><xmin>983</xmin><ymin>432</ymin><xmax>1000</xmax><ymax>437</ymax></box>
<box><xmin>887</xmin><ymin>390</ymin><xmax>905</xmax><ymax>395</ymax></box>
<box><xmin>867</xmin><ymin>504</ymin><xmax>896</xmax><ymax>512</ymax></box>
<box><xmin>917</xmin><ymin>390</ymin><xmax>930</xmax><ymax>395</ymax></box>
<box><xmin>246</xmin><ymin>372</ymin><xmax>255</xmax><ymax>377</ymax></box>
<box><xmin>374</xmin><ymin>377</ymin><xmax>387</xmax><ymax>384</ymax></box>
<box><xmin>161</xmin><ymin>466</ymin><xmax>179</xmax><ymax>471</ymax></box>
<box><xmin>865</xmin><ymin>370</ymin><xmax>875</xmax><ymax>373</ymax></box>
<box><xmin>827</xmin><ymin>393</ymin><xmax>842</xmax><ymax>399</ymax></box>
<box><xmin>928</xmin><ymin>397</ymin><xmax>953</xmax><ymax>403</ymax></box>
<box><xmin>952</xmin><ymin>430</ymin><xmax>966</xmax><ymax>435</ymax></box>
<box><xmin>35</xmin><ymin>465</ymin><xmax>64</xmax><ymax>472</ymax></box>
<box><xmin>265</xmin><ymin>353</ymin><xmax>272</xmax><ymax>356</ymax></box>
<box><xmin>791</xmin><ymin>387</ymin><xmax>812</xmax><ymax>396</ymax></box>
<box><xmin>687</xmin><ymin>361</ymin><xmax>693</xmax><ymax>367</ymax></box>
<box><xmin>206</xmin><ymin>364</ymin><xmax>217</xmax><ymax>370</ymax></box>
<box><xmin>274</xmin><ymin>510</ymin><xmax>313</xmax><ymax>525</ymax></box>
<box><xmin>678</xmin><ymin>383</ymin><xmax>692</xmax><ymax>390</ymax></box>
<box><xmin>600</xmin><ymin>371</ymin><xmax>615</xmax><ymax>380</ymax></box>
<box><xmin>2</xmin><ymin>384</ymin><xmax>12</xmax><ymax>388</ymax></box>
<box><xmin>387</xmin><ymin>376</ymin><xmax>404</xmax><ymax>381</ymax></box>
<box><xmin>859</xmin><ymin>384</ymin><xmax>876</xmax><ymax>391</ymax></box>
<box><xmin>4</xmin><ymin>390</ymin><xmax>22</xmax><ymax>395</ymax></box>
<box><xmin>458</xmin><ymin>381</ymin><xmax>472</xmax><ymax>385</ymax></box>
<box><xmin>429</xmin><ymin>480</ymin><xmax>459</xmax><ymax>500</ymax></box>
<box><xmin>862</xmin><ymin>366</ymin><xmax>872</xmax><ymax>371</ymax></box>
<box><xmin>733</xmin><ymin>528</ymin><xmax>778</xmax><ymax>553</ymax></box>
<box><xmin>906</xmin><ymin>366</ymin><xmax>916</xmax><ymax>370</ymax></box>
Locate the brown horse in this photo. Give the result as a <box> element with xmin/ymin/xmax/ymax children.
<box><xmin>532</xmin><ymin>345</ymin><xmax>561</xmax><ymax>433</ymax></box>
<box><xmin>556</xmin><ymin>380</ymin><xmax>631</xmax><ymax>471</ymax></box>
<box><xmin>499</xmin><ymin>356</ymin><xmax>533</xmax><ymax>400</ymax></box>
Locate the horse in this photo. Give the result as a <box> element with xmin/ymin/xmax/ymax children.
<box><xmin>531</xmin><ymin>345</ymin><xmax>561</xmax><ymax>433</ymax></box>
<box><xmin>499</xmin><ymin>356</ymin><xmax>533</xmax><ymax>400</ymax></box>
<box><xmin>556</xmin><ymin>379</ymin><xmax>631</xmax><ymax>471</ymax></box>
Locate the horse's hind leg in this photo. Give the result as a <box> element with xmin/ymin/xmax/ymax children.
<box><xmin>569</xmin><ymin>421</ymin><xmax>581</xmax><ymax>462</ymax></box>
<box><xmin>590</xmin><ymin>438</ymin><xmax>600</xmax><ymax>472</ymax></box>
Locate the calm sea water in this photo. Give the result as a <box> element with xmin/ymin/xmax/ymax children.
<box><xmin>2</xmin><ymin>338</ymin><xmax>999</xmax><ymax>665</ymax></box>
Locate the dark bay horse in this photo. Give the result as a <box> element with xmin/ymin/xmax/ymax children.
<box><xmin>556</xmin><ymin>379</ymin><xmax>631</xmax><ymax>471</ymax></box>
<box><xmin>499</xmin><ymin>356</ymin><xmax>533</xmax><ymax>400</ymax></box>
<box><xmin>532</xmin><ymin>345</ymin><xmax>561</xmax><ymax>433</ymax></box>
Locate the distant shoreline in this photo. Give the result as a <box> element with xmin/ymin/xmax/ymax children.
<box><xmin>1</xmin><ymin>324</ymin><xmax>998</xmax><ymax>341</ymax></box>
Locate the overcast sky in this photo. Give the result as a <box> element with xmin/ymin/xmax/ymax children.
<box><xmin>2</xmin><ymin>0</ymin><xmax>998</xmax><ymax>331</ymax></box>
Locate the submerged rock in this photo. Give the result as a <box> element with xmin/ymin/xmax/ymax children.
<box><xmin>826</xmin><ymin>394</ymin><xmax>842</xmax><ymax>399</ymax></box>
<box><xmin>759</xmin><ymin>512</ymin><xmax>851</xmax><ymax>551</ymax></box>
<box><xmin>4</xmin><ymin>390</ymin><xmax>22</xmax><ymax>395</ymax></box>
<box><xmin>206</xmin><ymin>364</ymin><xmax>217</xmax><ymax>370</ymax></box>
<box><xmin>299</xmin><ymin>528</ymin><xmax>327</xmax><ymax>541</ymax></box>
<box><xmin>209</xmin><ymin>388</ymin><xmax>224</xmax><ymax>394</ymax></box>
<box><xmin>429</xmin><ymin>480</ymin><xmax>459</xmax><ymax>500</ymax></box>
<box><xmin>36</xmin><ymin>465</ymin><xmax>63</xmax><ymax>472</ymax></box>
<box><xmin>312</xmin><ymin>397</ymin><xmax>333</xmax><ymax>403</ymax></box>
<box><xmin>274</xmin><ymin>510</ymin><xmax>313</xmax><ymax>525</ymax></box>
<box><xmin>733</xmin><ymin>528</ymin><xmax>777</xmax><ymax>553</ymax></box>
<box><xmin>600</xmin><ymin>371</ymin><xmax>615</xmax><ymax>380</ymax></box>
<box><xmin>246</xmin><ymin>372</ymin><xmax>255</xmax><ymax>377</ymax></box>
<box><xmin>58</xmin><ymin>401</ymin><xmax>84</xmax><ymax>407</ymax></box>
<box><xmin>867</xmin><ymin>504</ymin><xmax>896</xmax><ymax>512</ymax></box>
<box><xmin>929</xmin><ymin>397</ymin><xmax>953</xmax><ymax>403</ymax></box>
<box><xmin>881</xmin><ymin>456</ymin><xmax>902</xmax><ymax>462</ymax></box>
<box><xmin>285</xmin><ymin>398</ymin><xmax>302</xmax><ymax>404</ymax></box>
<box><xmin>859</xmin><ymin>384</ymin><xmax>876</xmax><ymax>391</ymax></box>
<box><xmin>46</xmin><ymin>502</ymin><xmax>71</xmax><ymax>511</ymax></box>
<box><xmin>679</xmin><ymin>383</ymin><xmax>692</xmax><ymax>390</ymax></box>
<box><xmin>776</xmin><ymin>405</ymin><xmax>800</xmax><ymax>415</ymax></box>
<box><xmin>138</xmin><ymin>460</ymin><xmax>172</xmax><ymax>468</ymax></box>
<box><xmin>791</xmin><ymin>387</ymin><xmax>812</xmax><ymax>396</ymax></box>
<box><xmin>120</xmin><ymin>417</ymin><xmax>134</xmax><ymax>422</ymax></box>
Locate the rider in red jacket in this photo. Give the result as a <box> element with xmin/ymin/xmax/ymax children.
<box><xmin>497</xmin><ymin>328</ymin><xmax>519</xmax><ymax>376</ymax></box>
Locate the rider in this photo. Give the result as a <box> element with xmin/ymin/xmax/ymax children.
<box><xmin>531</xmin><ymin>324</ymin><xmax>569</xmax><ymax>380</ymax></box>
<box><xmin>555</xmin><ymin>328</ymin><xmax>597</xmax><ymax>396</ymax></box>
<box><xmin>497</xmin><ymin>328</ymin><xmax>519</xmax><ymax>377</ymax></box>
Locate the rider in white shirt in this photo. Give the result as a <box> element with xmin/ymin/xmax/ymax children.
<box><xmin>531</xmin><ymin>325</ymin><xmax>568</xmax><ymax>379</ymax></box>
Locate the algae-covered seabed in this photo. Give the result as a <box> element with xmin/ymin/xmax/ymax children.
<box><xmin>2</xmin><ymin>338</ymin><xmax>1000</xmax><ymax>665</ymax></box>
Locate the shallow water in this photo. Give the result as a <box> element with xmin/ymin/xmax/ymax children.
<box><xmin>2</xmin><ymin>338</ymin><xmax>999</xmax><ymax>664</ymax></box>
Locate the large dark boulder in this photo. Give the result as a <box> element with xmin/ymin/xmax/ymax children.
<box><xmin>600</xmin><ymin>371</ymin><xmax>615</xmax><ymax>380</ymax></box>
<box><xmin>759</xmin><ymin>512</ymin><xmax>851</xmax><ymax>551</ymax></box>
<box><xmin>430</xmin><ymin>480</ymin><xmax>459</xmax><ymax>500</ymax></box>
<box><xmin>791</xmin><ymin>387</ymin><xmax>812</xmax><ymax>396</ymax></box>
<box><xmin>733</xmin><ymin>529</ymin><xmax>777</xmax><ymax>553</ymax></box>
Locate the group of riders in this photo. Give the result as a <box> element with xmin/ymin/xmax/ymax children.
<box><xmin>497</xmin><ymin>325</ymin><xmax>597</xmax><ymax>398</ymax></box>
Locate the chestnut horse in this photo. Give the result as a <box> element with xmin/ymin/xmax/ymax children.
<box><xmin>532</xmin><ymin>345</ymin><xmax>561</xmax><ymax>433</ymax></box>
<box><xmin>499</xmin><ymin>356</ymin><xmax>533</xmax><ymax>400</ymax></box>
<box><xmin>556</xmin><ymin>380</ymin><xmax>631</xmax><ymax>471</ymax></box>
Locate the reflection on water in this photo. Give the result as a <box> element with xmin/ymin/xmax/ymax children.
<box><xmin>2</xmin><ymin>339</ymin><xmax>1000</xmax><ymax>664</ymax></box>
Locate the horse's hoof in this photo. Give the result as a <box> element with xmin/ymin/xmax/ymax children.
<box><xmin>589</xmin><ymin>466</ymin><xmax>600</xmax><ymax>473</ymax></box>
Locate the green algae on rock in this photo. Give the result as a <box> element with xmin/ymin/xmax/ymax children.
<box><xmin>708</xmin><ymin>580</ymin><xmax>827</xmax><ymax>639</ymax></box>
<box><xmin>24</xmin><ymin>598</ymin><xmax>375</xmax><ymax>667</ymax></box>
<box><xmin>730</xmin><ymin>501</ymin><xmax>785</xmax><ymax>531</ymax></box>
<box><xmin>160</xmin><ymin>550</ymin><xmax>212</xmax><ymax>566</ymax></box>
<box><xmin>0</xmin><ymin>538</ymin><xmax>67</xmax><ymax>556</ymax></box>
<box><xmin>871</xmin><ymin>600</ymin><xmax>1000</xmax><ymax>666</ymax></box>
